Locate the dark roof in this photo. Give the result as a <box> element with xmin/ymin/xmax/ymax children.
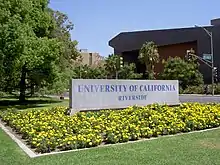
<box><xmin>109</xmin><ymin>26</ymin><xmax>215</xmax><ymax>52</ymax></box>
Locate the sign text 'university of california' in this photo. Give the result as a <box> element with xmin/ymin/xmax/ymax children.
<box><xmin>77</xmin><ymin>84</ymin><xmax>176</xmax><ymax>101</ymax></box>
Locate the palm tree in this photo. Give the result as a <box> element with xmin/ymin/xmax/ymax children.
<box><xmin>138</xmin><ymin>41</ymin><xmax>160</xmax><ymax>79</ymax></box>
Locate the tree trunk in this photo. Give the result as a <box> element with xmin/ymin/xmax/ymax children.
<box><xmin>19</xmin><ymin>65</ymin><xmax>26</xmax><ymax>102</ymax></box>
<box><xmin>30</xmin><ymin>81</ymin><xmax>34</xmax><ymax>97</ymax></box>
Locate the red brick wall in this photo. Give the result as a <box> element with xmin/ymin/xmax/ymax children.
<box><xmin>155</xmin><ymin>41</ymin><xmax>197</xmax><ymax>73</ymax></box>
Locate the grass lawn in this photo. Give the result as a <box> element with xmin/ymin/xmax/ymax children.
<box><xmin>0</xmin><ymin>127</ymin><xmax>220</xmax><ymax>165</ymax></box>
<box><xmin>0</xmin><ymin>96</ymin><xmax>68</xmax><ymax>111</ymax></box>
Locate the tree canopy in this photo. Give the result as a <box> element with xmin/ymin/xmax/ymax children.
<box><xmin>0</xmin><ymin>0</ymin><xmax>79</xmax><ymax>101</ymax></box>
<box><xmin>104</xmin><ymin>54</ymin><xmax>142</xmax><ymax>79</ymax></box>
<box><xmin>160</xmin><ymin>57</ymin><xmax>204</xmax><ymax>89</ymax></box>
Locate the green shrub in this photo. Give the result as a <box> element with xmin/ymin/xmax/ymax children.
<box><xmin>160</xmin><ymin>57</ymin><xmax>204</xmax><ymax>90</ymax></box>
<box><xmin>182</xmin><ymin>84</ymin><xmax>220</xmax><ymax>95</ymax></box>
<box><xmin>179</xmin><ymin>86</ymin><xmax>184</xmax><ymax>94</ymax></box>
<box><xmin>214</xmin><ymin>84</ymin><xmax>220</xmax><ymax>94</ymax></box>
<box><xmin>183</xmin><ymin>85</ymin><xmax>204</xmax><ymax>94</ymax></box>
<box><xmin>0</xmin><ymin>91</ymin><xmax>7</xmax><ymax>97</ymax></box>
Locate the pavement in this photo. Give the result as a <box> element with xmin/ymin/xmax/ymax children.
<box><xmin>49</xmin><ymin>93</ymin><xmax>220</xmax><ymax>103</ymax></box>
<box><xmin>179</xmin><ymin>94</ymin><xmax>220</xmax><ymax>103</ymax></box>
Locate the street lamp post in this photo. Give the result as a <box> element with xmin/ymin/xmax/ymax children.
<box><xmin>195</xmin><ymin>25</ymin><xmax>214</xmax><ymax>96</ymax></box>
<box><xmin>116</xmin><ymin>71</ymin><xmax>119</xmax><ymax>79</ymax></box>
<box><xmin>79</xmin><ymin>65</ymin><xmax>81</xmax><ymax>79</ymax></box>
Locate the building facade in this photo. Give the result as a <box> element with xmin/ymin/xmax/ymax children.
<box><xmin>109</xmin><ymin>18</ymin><xmax>220</xmax><ymax>83</ymax></box>
<box><xmin>78</xmin><ymin>49</ymin><xmax>105</xmax><ymax>67</ymax></box>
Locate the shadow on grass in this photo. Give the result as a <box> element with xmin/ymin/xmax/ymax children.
<box><xmin>0</xmin><ymin>96</ymin><xmax>63</xmax><ymax>110</ymax></box>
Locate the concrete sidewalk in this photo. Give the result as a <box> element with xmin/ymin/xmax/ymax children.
<box><xmin>180</xmin><ymin>94</ymin><xmax>220</xmax><ymax>97</ymax></box>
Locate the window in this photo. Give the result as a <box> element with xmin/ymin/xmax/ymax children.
<box><xmin>89</xmin><ymin>53</ymin><xmax>92</xmax><ymax>65</ymax></box>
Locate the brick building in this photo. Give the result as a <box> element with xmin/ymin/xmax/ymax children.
<box><xmin>78</xmin><ymin>49</ymin><xmax>104</xmax><ymax>67</ymax></box>
<box><xmin>109</xmin><ymin>18</ymin><xmax>220</xmax><ymax>83</ymax></box>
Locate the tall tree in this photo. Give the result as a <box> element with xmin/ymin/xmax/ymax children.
<box><xmin>138</xmin><ymin>41</ymin><xmax>159</xmax><ymax>79</ymax></box>
<box><xmin>0</xmin><ymin>0</ymin><xmax>63</xmax><ymax>101</ymax></box>
<box><xmin>40</xmin><ymin>10</ymin><xmax>80</xmax><ymax>95</ymax></box>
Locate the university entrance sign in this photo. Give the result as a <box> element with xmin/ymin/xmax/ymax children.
<box><xmin>69</xmin><ymin>79</ymin><xmax>179</xmax><ymax>113</ymax></box>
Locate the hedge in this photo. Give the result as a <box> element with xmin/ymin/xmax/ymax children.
<box><xmin>181</xmin><ymin>84</ymin><xmax>220</xmax><ymax>95</ymax></box>
<box><xmin>0</xmin><ymin>103</ymin><xmax>220</xmax><ymax>153</ymax></box>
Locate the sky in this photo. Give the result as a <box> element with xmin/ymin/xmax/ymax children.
<box><xmin>49</xmin><ymin>0</ymin><xmax>220</xmax><ymax>57</ymax></box>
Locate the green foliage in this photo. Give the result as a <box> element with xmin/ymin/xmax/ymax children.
<box><xmin>0</xmin><ymin>0</ymin><xmax>59</xmax><ymax>99</ymax></box>
<box><xmin>30</xmin><ymin>9</ymin><xmax>79</xmax><ymax>96</ymax></box>
<box><xmin>0</xmin><ymin>0</ymin><xmax>79</xmax><ymax>100</ymax></box>
<box><xmin>160</xmin><ymin>57</ymin><xmax>204</xmax><ymax>89</ymax></box>
<box><xmin>41</xmin><ymin>56</ymin><xmax>142</xmax><ymax>95</ymax></box>
<box><xmin>0</xmin><ymin>91</ymin><xmax>7</xmax><ymax>97</ymax></box>
<box><xmin>104</xmin><ymin>54</ymin><xmax>118</xmax><ymax>78</ymax></box>
<box><xmin>139</xmin><ymin>41</ymin><xmax>159</xmax><ymax>79</ymax></box>
<box><xmin>182</xmin><ymin>85</ymin><xmax>204</xmax><ymax>94</ymax></box>
<box><xmin>118</xmin><ymin>63</ymin><xmax>143</xmax><ymax>79</ymax></box>
<box><xmin>72</xmin><ymin>64</ymin><xmax>107</xmax><ymax>79</ymax></box>
<box><xmin>70</xmin><ymin>62</ymin><xmax>141</xmax><ymax>80</ymax></box>
<box><xmin>104</xmin><ymin>54</ymin><xmax>141</xmax><ymax>79</ymax></box>
<box><xmin>182</xmin><ymin>84</ymin><xmax>220</xmax><ymax>95</ymax></box>
<box><xmin>215</xmin><ymin>84</ymin><xmax>220</xmax><ymax>94</ymax></box>
<box><xmin>42</xmin><ymin>64</ymin><xmax>108</xmax><ymax>95</ymax></box>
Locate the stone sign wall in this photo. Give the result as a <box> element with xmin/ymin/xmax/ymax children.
<box><xmin>69</xmin><ymin>79</ymin><xmax>179</xmax><ymax>113</ymax></box>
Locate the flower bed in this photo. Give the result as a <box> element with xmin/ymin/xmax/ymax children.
<box><xmin>0</xmin><ymin>103</ymin><xmax>220</xmax><ymax>153</ymax></box>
